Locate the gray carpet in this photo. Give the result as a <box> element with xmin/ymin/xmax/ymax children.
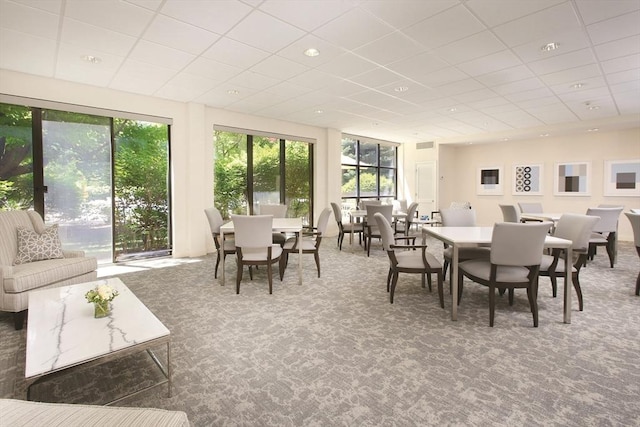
<box><xmin>1</xmin><ymin>235</ymin><xmax>639</xmax><ymax>426</ymax></box>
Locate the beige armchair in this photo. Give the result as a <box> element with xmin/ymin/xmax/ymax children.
<box><xmin>0</xmin><ymin>210</ymin><xmax>97</xmax><ymax>329</ymax></box>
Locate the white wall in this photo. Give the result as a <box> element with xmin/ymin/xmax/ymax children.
<box><xmin>404</xmin><ymin>129</ymin><xmax>640</xmax><ymax>241</ymax></box>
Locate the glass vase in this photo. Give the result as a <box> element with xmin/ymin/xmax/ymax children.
<box><xmin>93</xmin><ymin>300</ymin><xmax>111</xmax><ymax>318</ymax></box>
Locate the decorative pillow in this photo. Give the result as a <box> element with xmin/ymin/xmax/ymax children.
<box><xmin>13</xmin><ymin>225</ymin><xmax>64</xmax><ymax>265</ymax></box>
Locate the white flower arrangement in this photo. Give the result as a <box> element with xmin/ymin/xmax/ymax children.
<box><xmin>85</xmin><ymin>284</ymin><xmax>119</xmax><ymax>304</ymax></box>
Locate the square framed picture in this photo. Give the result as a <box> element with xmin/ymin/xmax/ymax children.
<box><xmin>477</xmin><ymin>166</ymin><xmax>503</xmax><ymax>195</ymax></box>
<box><xmin>512</xmin><ymin>164</ymin><xmax>543</xmax><ymax>196</ymax></box>
<box><xmin>603</xmin><ymin>159</ymin><xmax>640</xmax><ymax>197</ymax></box>
<box><xmin>554</xmin><ymin>161</ymin><xmax>591</xmax><ymax>196</ymax></box>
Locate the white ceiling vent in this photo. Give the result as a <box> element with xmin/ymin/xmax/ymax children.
<box><xmin>417</xmin><ymin>141</ymin><xmax>434</xmax><ymax>149</ymax></box>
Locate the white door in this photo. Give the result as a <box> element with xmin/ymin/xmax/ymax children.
<box><xmin>415</xmin><ymin>161</ymin><xmax>437</xmax><ymax>218</ymax></box>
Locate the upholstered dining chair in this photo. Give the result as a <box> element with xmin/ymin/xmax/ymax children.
<box><xmin>518</xmin><ymin>202</ymin><xmax>543</xmax><ymax>213</ymax></box>
<box><xmin>330</xmin><ymin>202</ymin><xmax>363</xmax><ymax>250</ymax></box>
<box><xmin>538</xmin><ymin>213</ymin><xmax>599</xmax><ymax>311</ymax></box>
<box><xmin>231</xmin><ymin>214</ymin><xmax>284</xmax><ymax>294</ymax></box>
<box><xmin>364</xmin><ymin>204</ymin><xmax>393</xmax><ymax>257</ymax></box>
<box><xmin>586</xmin><ymin>206</ymin><xmax>623</xmax><ymax>268</ymax></box>
<box><xmin>259</xmin><ymin>204</ymin><xmax>288</xmax><ymax>246</ymax></box>
<box><xmin>282</xmin><ymin>208</ymin><xmax>331</xmax><ymax>278</ymax></box>
<box><xmin>358</xmin><ymin>200</ymin><xmax>382</xmax><ymax>210</ymax></box>
<box><xmin>457</xmin><ymin>222</ymin><xmax>551</xmax><ymax>327</ymax></box>
<box><xmin>204</xmin><ymin>207</ymin><xmax>236</xmax><ymax>279</ymax></box>
<box><xmin>499</xmin><ymin>204</ymin><xmax>521</xmax><ymax>223</ymax></box>
<box><xmin>396</xmin><ymin>201</ymin><xmax>420</xmax><ymax>235</ymax></box>
<box><xmin>624</xmin><ymin>211</ymin><xmax>640</xmax><ymax>295</ymax></box>
<box><xmin>374</xmin><ymin>212</ymin><xmax>444</xmax><ymax>307</ymax></box>
<box><xmin>440</xmin><ymin>208</ymin><xmax>490</xmax><ymax>280</ymax></box>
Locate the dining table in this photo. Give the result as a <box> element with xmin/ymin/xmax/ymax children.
<box><xmin>348</xmin><ymin>209</ymin><xmax>407</xmax><ymax>245</ymax></box>
<box><xmin>219</xmin><ymin>217</ymin><xmax>304</xmax><ymax>286</ymax></box>
<box><xmin>422</xmin><ymin>225</ymin><xmax>574</xmax><ymax>324</ymax></box>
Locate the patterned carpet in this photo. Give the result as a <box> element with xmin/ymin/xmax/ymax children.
<box><xmin>1</xmin><ymin>233</ymin><xmax>639</xmax><ymax>426</ymax></box>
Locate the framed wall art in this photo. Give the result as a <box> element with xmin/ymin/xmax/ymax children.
<box><xmin>477</xmin><ymin>166</ymin><xmax>503</xmax><ymax>195</ymax></box>
<box><xmin>554</xmin><ymin>161</ymin><xmax>591</xmax><ymax>196</ymax></box>
<box><xmin>603</xmin><ymin>159</ymin><xmax>640</xmax><ymax>197</ymax></box>
<box><xmin>512</xmin><ymin>163</ymin><xmax>543</xmax><ymax>196</ymax></box>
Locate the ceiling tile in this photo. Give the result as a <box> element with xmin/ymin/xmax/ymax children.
<box><xmin>587</xmin><ymin>10</ymin><xmax>640</xmax><ymax>45</ymax></box>
<box><xmin>538</xmin><ymin>64</ymin><xmax>602</xmax><ymax>86</ymax></box>
<box><xmin>182</xmin><ymin>56</ymin><xmax>242</xmax><ymax>81</ymax></box>
<box><xmin>361</xmin><ymin>0</ymin><xmax>457</xmax><ymax>29</ymax></box>
<box><xmin>259</xmin><ymin>0</ymin><xmax>356</xmax><ymax>32</ymax></box>
<box><xmin>315</xmin><ymin>52</ymin><xmax>378</xmax><ymax>79</ymax></box>
<box><xmin>313</xmin><ymin>7</ymin><xmax>395</xmax><ymax>51</ymax></box>
<box><xmin>386</xmin><ymin>51</ymin><xmax>450</xmax><ymax>80</ymax></box>
<box><xmin>65</xmin><ymin>0</ymin><xmax>154</xmax><ymax>37</ymax></box>
<box><xmin>601</xmin><ymin>53</ymin><xmax>640</xmax><ymax>74</ymax></box>
<box><xmin>276</xmin><ymin>34</ymin><xmax>345</xmax><ymax>67</ymax></box>
<box><xmin>510</xmin><ymin>29</ymin><xmax>591</xmax><ymax>63</ymax></box>
<box><xmin>202</xmin><ymin>37</ymin><xmax>269</xmax><ymax>69</ymax></box>
<box><xmin>226</xmin><ymin>9</ymin><xmax>305</xmax><ymax>53</ymax></box>
<box><xmin>348</xmin><ymin>67</ymin><xmax>404</xmax><ymax>89</ymax></box>
<box><xmin>594</xmin><ymin>35</ymin><xmax>640</xmax><ymax>62</ymax></box>
<box><xmin>8</xmin><ymin>0</ymin><xmax>62</xmax><ymax>14</ymax></box>
<box><xmin>433</xmin><ymin>30</ymin><xmax>506</xmax><ymax>65</ymax></box>
<box><xmin>129</xmin><ymin>39</ymin><xmax>196</xmax><ymax>70</ymax></box>
<box><xmin>61</xmin><ymin>18</ymin><xmax>137</xmax><ymax>56</ymax></box>
<box><xmin>110</xmin><ymin>59</ymin><xmax>176</xmax><ymax>95</ymax></box>
<box><xmin>575</xmin><ymin>0</ymin><xmax>640</xmax><ymax>25</ymax></box>
<box><xmin>436</xmin><ymin>78</ymin><xmax>485</xmax><ymax>97</ymax></box>
<box><xmin>0</xmin><ymin>27</ymin><xmax>55</xmax><ymax>76</ymax></box>
<box><xmin>474</xmin><ymin>65</ymin><xmax>535</xmax><ymax>87</ymax></box>
<box><xmin>226</xmin><ymin>70</ymin><xmax>279</xmax><ymax>91</ymax></box>
<box><xmin>493</xmin><ymin>77</ymin><xmax>545</xmax><ymax>96</ymax></box>
<box><xmin>528</xmin><ymin>48</ymin><xmax>596</xmax><ymax>75</ymax></box>
<box><xmin>55</xmin><ymin>43</ymin><xmax>123</xmax><ymax>86</ymax></box>
<box><xmin>492</xmin><ymin>2</ymin><xmax>580</xmax><ymax>48</ymax></box>
<box><xmin>504</xmin><ymin>87</ymin><xmax>554</xmax><ymax>102</ymax></box>
<box><xmin>124</xmin><ymin>0</ymin><xmax>163</xmax><ymax>12</ymax></box>
<box><xmin>160</xmin><ymin>0</ymin><xmax>252</xmax><ymax>34</ymax></box>
<box><xmin>143</xmin><ymin>14</ymin><xmax>219</xmax><ymax>55</ymax></box>
<box><xmin>0</xmin><ymin>1</ymin><xmax>59</xmax><ymax>39</ymax></box>
<box><xmin>403</xmin><ymin>4</ymin><xmax>485</xmax><ymax>50</ymax></box>
<box><xmin>419</xmin><ymin>67</ymin><xmax>468</xmax><ymax>87</ymax></box>
<box><xmin>606</xmin><ymin>68</ymin><xmax>640</xmax><ymax>85</ymax></box>
<box><xmin>155</xmin><ymin>73</ymin><xmax>221</xmax><ymax>102</ymax></box>
<box><xmin>548</xmin><ymin>75</ymin><xmax>607</xmax><ymax>94</ymax></box>
<box><xmin>456</xmin><ymin>49</ymin><xmax>522</xmax><ymax>77</ymax></box>
<box><xmin>465</xmin><ymin>0</ymin><xmax>564</xmax><ymax>27</ymax></box>
<box><xmin>250</xmin><ymin>55</ymin><xmax>309</xmax><ymax>80</ymax></box>
<box><xmin>354</xmin><ymin>32</ymin><xmax>424</xmax><ymax>66</ymax></box>
<box><xmin>286</xmin><ymin>69</ymin><xmax>344</xmax><ymax>90</ymax></box>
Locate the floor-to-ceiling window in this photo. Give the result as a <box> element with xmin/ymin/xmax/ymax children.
<box><xmin>341</xmin><ymin>135</ymin><xmax>397</xmax><ymax>210</ymax></box>
<box><xmin>0</xmin><ymin>101</ymin><xmax>171</xmax><ymax>263</ymax></box>
<box><xmin>213</xmin><ymin>129</ymin><xmax>313</xmax><ymax>225</ymax></box>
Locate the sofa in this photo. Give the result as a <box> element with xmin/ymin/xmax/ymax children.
<box><xmin>0</xmin><ymin>210</ymin><xmax>97</xmax><ymax>329</ymax></box>
<box><xmin>0</xmin><ymin>399</ymin><xmax>191</xmax><ymax>427</ymax></box>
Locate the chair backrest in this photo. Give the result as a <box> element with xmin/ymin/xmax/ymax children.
<box><xmin>359</xmin><ymin>200</ymin><xmax>382</xmax><ymax>210</ymax></box>
<box><xmin>231</xmin><ymin>215</ymin><xmax>273</xmax><ymax>248</ymax></box>
<box><xmin>406</xmin><ymin>202</ymin><xmax>419</xmax><ymax>219</ymax></box>
<box><xmin>330</xmin><ymin>202</ymin><xmax>343</xmax><ymax>224</ymax></box>
<box><xmin>393</xmin><ymin>199</ymin><xmax>408</xmax><ymax>212</ymax></box>
<box><xmin>490</xmin><ymin>222</ymin><xmax>551</xmax><ymax>266</ymax></box>
<box><xmin>586</xmin><ymin>207</ymin><xmax>623</xmax><ymax>233</ymax></box>
<box><xmin>316</xmin><ymin>208</ymin><xmax>332</xmax><ymax>234</ymax></box>
<box><xmin>625</xmin><ymin>212</ymin><xmax>640</xmax><ymax>247</ymax></box>
<box><xmin>631</xmin><ymin>208</ymin><xmax>640</xmax><ymax>214</ymax></box>
<box><xmin>374</xmin><ymin>212</ymin><xmax>395</xmax><ymax>251</ymax></box>
<box><xmin>259</xmin><ymin>204</ymin><xmax>287</xmax><ymax>217</ymax></box>
<box><xmin>499</xmin><ymin>204</ymin><xmax>521</xmax><ymax>223</ymax></box>
<box><xmin>366</xmin><ymin>204</ymin><xmax>393</xmax><ymax>226</ymax></box>
<box><xmin>440</xmin><ymin>208</ymin><xmax>477</xmax><ymax>227</ymax></box>
<box><xmin>518</xmin><ymin>202</ymin><xmax>543</xmax><ymax>213</ymax></box>
<box><xmin>204</xmin><ymin>207</ymin><xmax>224</xmax><ymax>234</ymax></box>
<box><xmin>553</xmin><ymin>214</ymin><xmax>600</xmax><ymax>252</ymax></box>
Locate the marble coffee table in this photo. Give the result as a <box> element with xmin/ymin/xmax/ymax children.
<box><xmin>25</xmin><ymin>278</ymin><xmax>171</xmax><ymax>404</ymax></box>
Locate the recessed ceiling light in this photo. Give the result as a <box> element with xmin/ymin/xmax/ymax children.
<box><xmin>394</xmin><ymin>86</ymin><xmax>409</xmax><ymax>92</ymax></box>
<box><xmin>541</xmin><ymin>42</ymin><xmax>559</xmax><ymax>52</ymax></box>
<box><xmin>540</xmin><ymin>133</ymin><xmax>550</xmax><ymax>137</ymax></box>
<box><xmin>448</xmin><ymin>107</ymin><xmax>457</xmax><ymax>112</ymax></box>
<box><xmin>315</xmin><ymin>109</ymin><xmax>324</xmax><ymax>114</ymax></box>
<box><xmin>81</xmin><ymin>54</ymin><xmax>101</xmax><ymax>64</ymax></box>
<box><xmin>571</xmin><ymin>83</ymin><xmax>585</xmax><ymax>89</ymax></box>
<box><xmin>588</xmin><ymin>105</ymin><xmax>600</xmax><ymax>110</ymax></box>
<box><xmin>588</xmin><ymin>128</ymin><xmax>599</xmax><ymax>132</ymax></box>
<box><xmin>372</xmin><ymin>122</ymin><xmax>379</xmax><ymax>126</ymax></box>
<box><xmin>304</xmin><ymin>48</ymin><xmax>320</xmax><ymax>57</ymax></box>
<box><xmin>227</xmin><ymin>89</ymin><xmax>239</xmax><ymax>95</ymax></box>
<box><xmin>501</xmin><ymin>138</ymin><xmax>509</xmax><ymax>142</ymax></box>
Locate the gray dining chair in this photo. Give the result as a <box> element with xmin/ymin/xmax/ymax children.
<box><xmin>231</xmin><ymin>214</ymin><xmax>284</xmax><ymax>294</ymax></box>
<box><xmin>499</xmin><ymin>204</ymin><xmax>521</xmax><ymax>223</ymax></box>
<box><xmin>331</xmin><ymin>202</ymin><xmax>363</xmax><ymax>250</ymax></box>
<box><xmin>364</xmin><ymin>204</ymin><xmax>393</xmax><ymax>257</ymax></box>
<box><xmin>624</xmin><ymin>212</ymin><xmax>640</xmax><ymax>295</ymax></box>
<box><xmin>375</xmin><ymin>212</ymin><xmax>443</xmax><ymax>307</ymax></box>
<box><xmin>518</xmin><ymin>202</ymin><xmax>543</xmax><ymax>213</ymax></box>
<box><xmin>586</xmin><ymin>206</ymin><xmax>623</xmax><ymax>268</ymax></box>
<box><xmin>539</xmin><ymin>214</ymin><xmax>599</xmax><ymax>311</ymax></box>
<box><xmin>282</xmin><ymin>208</ymin><xmax>331</xmax><ymax>278</ymax></box>
<box><xmin>204</xmin><ymin>207</ymin><xmax>236</xmax><ymax>279</ymax></box>
<box><xmin>440</xmin><ymin>208</ymin><xmax>490</xmax><ymax>280</ymax></box>
<box><xmin>258</xmin><ymin>204</ymin><xmax>288</xmax><ymax>246</ymax></box>
<box><xmin>396</xmin><ymin>201</ymin><xmax>420</xmax><ymax>235</ymax></box>
<box><xmin>458</xmin><ymin>222</ymin><xmax>551</xmax><ymax>327</ymax></box>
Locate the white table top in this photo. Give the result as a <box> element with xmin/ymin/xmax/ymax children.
<box><xmin>220</xmin><ymin>217</ymin><xmax>303</xmax><ymax>232</ymax></box>
<box><xmin>521</xmin><ymin>213</ymin><xmax>563</xmax><ymax>222</ymax></box>
<box><xmin>26</xmin><ymin>278</ymin><xmax>169</xmax><ymax>378</ymax></box>
<box><xmin>423</xmin><ymin>225</ymin><xmax>570</xmax><ymax>249</ymax></box>
<box><xmin>350</xmin><ymin>210</ymin><xmax>407</xmax><ymax>218</ymax></box>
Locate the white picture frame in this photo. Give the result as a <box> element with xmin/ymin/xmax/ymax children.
<box><xmin>512</xmin><ymin>163</ymin><xmax>543</xmax><ymax>196</ymax></box>
<box><xmin>554</xmin><ymin>161</ymin><xmax>591</xmax><ymax>196</ymax></box>
<box><xmin>477</xmin><ymin>166</ymin><xmax>503</xmax><ymax>195</ymax></box>
<box><xmin>603</xmin><ymin>159</ymin><xmax>640</xmax><ymax>197</ymax></box>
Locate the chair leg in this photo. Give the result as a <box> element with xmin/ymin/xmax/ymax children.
<box><xmin>214</xmin><ymin>252</ymin><xmax>221</xmax><ymax>279</ymax></box>
<box><xmin>314</xmin><ymin>251</ymin><xmax>320</xmax><ymax>278</ymax></box>
<box><xmin>489</xmin><ymin>285</ymin><xmax>496</xmax><ymax>327</ymax></box>
<box><xmin>606</xmin><ymin>236</ymin><xmax>615</xmax><ymax>268</ymax></box>
<box><xmin>457</xmin><ymin>271</ymin><xmax>464</xmax><ymax>305</ymax></box>
<box><xmin>267</xmin><ymin>263</ymin><xmax>273</xmax><ymax>294</ymax></box>
<box><xmin>279</xmin><ymin>256</ymin><xmax>286</xmax><ymax>280</ymax></box>
<box><xmin>443</xmin><ymin>260</ymin><xmax>449</xmax><ymax>280</ymax></box>
<box><xmin>508</xmin><ymin>288</ymin><xmax>514</xmax><ymax>306</ymax></box>
<box><xmin>573</xmin><ymin>273</ymin><xmax>584</xmax><ymax>311</ymax></box>
<box><xmin>367</xmin><ymin>236</ymin><xmax>371</xmax><ymax>257</ymax></box>
<box><xmin>236</xmin><ymin>262</ymin><xmax>243</xmax><ymax>294</ymax></box>
<box><xmin>550</xmin><ymin>273</ymin><xmax>557</xmax><ymax>297</ymax></box>
<box><xmin>636</xmin><ymin>271</ymin><xmax>639</xmax><ymax>296</ymax></box>
<box><xmin>527</xmin><ymin>285</ymin><xmax>539</xmax><ymax>327</ymax></box>
<box><xmin>14</xmin><ymin>310</ymin><xmax>26</xmax><ymax>330</ymax></box>
<box><xmin>437</xmin><ymin>271</ymin><xmax>444</xmax><ymax>309</ymax></box>
<box><xmin>390</xmin><ymin>272</ymin><xmax>399</xmax><ymax>304</ymax></box>
<box><xmin>426</xmin><ymin>273</ymin><xmax>432</xmax><ymax>292</ymax></box>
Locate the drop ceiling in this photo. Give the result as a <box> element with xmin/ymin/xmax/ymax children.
<box><xmin>1</xmin><ymin>0</ymin><xmax>639</xmax><ymax>144</ymax></box>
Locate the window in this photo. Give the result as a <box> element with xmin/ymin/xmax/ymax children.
<box><xmin>340</xmin><ymin>135</ymin><xmax>397</xmax><ymax>210</ymax></box>
<box><xmin>0</xmin><ymin>102</ymin><xmax>172</xmax><ymax>263</ymax></box>
<box><xmin>214</xmin><ymin>130</ymin><xmax>313</xmax><ymax>225</ymax></box>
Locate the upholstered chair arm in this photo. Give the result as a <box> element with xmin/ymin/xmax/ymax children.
<box><xmin>62</xmin><ymin>250</ymin><xmax>86</xmax><ymax>258</ymax></box>
<box><xmin>0</xmin><ymin>264</ymin><xmax>12</xmax><ymax>282</ymax></box>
